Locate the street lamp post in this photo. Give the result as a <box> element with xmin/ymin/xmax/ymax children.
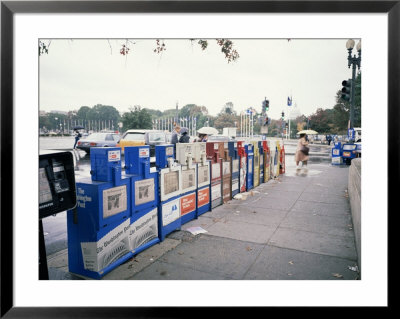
<box><xmin>346</xmin><ymin>39</ymin><xmax>361</xmax><ymax>129</ymax></box>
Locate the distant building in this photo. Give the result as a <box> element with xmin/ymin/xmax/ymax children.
<box><xmin>39</xmin><ymin>110</ymin><xmax>47</xmax><ymax>116</ymax></box>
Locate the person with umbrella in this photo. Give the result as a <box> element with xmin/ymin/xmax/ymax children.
<box><xmin>178</xmin><ymin>127</ymin><xmax>190</xmax><ymax>143</ymax></box>
<box><xmin>73</xmin><ymin>129</ymin><xmax>82</xmax><ymax>149</ymax></box>
<box><xmin>295</xmin><ymin>133</ymin><xmax>310</xmax><ymax>176</ymax></box>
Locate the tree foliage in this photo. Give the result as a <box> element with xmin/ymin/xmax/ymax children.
<box><xmin>121</xmin><ymin>106</ymin><xmax>152</xmax><ymax>131</ymax></box>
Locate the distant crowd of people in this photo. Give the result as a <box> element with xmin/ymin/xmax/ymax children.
<box><xmin>171</xmin><ymin>125</ymin><xmax>208</xmax><ymax>146</ymax></box>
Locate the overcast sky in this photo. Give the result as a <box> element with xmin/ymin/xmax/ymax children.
<box><xmin>39</xmin><ymin>38</ymin><xmax>359</xmax><ymax>119</ymax></box>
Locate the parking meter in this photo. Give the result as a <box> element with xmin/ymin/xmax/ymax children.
<box><xmin>175</xmin><ymin>143</ymin><xmax>198</xmax><ymax>225</ymax></box>
<box><xmin>67</xmin><ymin>147</ymin><xmax>132</xmax><ymax>279</ymax></box>
<box><xmin>228</xmin><ymin>141</ymin><xmax>240</xmax><ymax>197</ymax></box>
<box><xmin>244</xmin><ymin>143</ymin><xmax>254</xmax><ymax>191</ymax></box>
<box><xmin>206</xmin><ymin>142</ymin><xmax>223</xmax><ymax>209</ymax></box>
<box><xmin>124</xmin><ymin>146</ymin><xmax>160</xmax><ymax>255</ymax></box>
<box><xmin>192</xmin><ymin>143</ymin><xmax>211</xmax><ymax>217</ymax></box>
<box><xmin>251</xmin><ymin>141</ymin><xmax>260</xmax><ymax>187</ymax></box>
<box><xmin>155</xmin><ymin>145</ymin><xmax>182</xmax><ymax>241</ymax></box>
<box><xmin>237</xmin><ymin>141</ymin><xmax>247</xmax><ymax>193</ymax></box>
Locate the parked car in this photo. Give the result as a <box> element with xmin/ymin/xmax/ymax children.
<box><xmin>76</xmin><ymin>132</ymin><xmax>121</xmax><ymax>153</ymax></box>
<box><xmin>117</xmin><ymin>129</ymin><xmax>167</xmax><ymax>161</ymax></box>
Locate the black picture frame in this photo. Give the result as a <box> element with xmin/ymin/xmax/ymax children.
<box><xmin>1</xmin><ymin>1</ymin><xmax>395</xmax><ymax>317</ymax></box>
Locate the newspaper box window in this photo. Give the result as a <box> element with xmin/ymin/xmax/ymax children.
<box><xmin>251</xmin><ymin>141</ymin><xmax>260</xmax><ymax>188</ymax></box>
<box><xmin>258</xmin><ymin>141</ymin><xmax>265</xmax><ymax>183</ymax></box>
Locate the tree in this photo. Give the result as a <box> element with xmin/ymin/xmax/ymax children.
<box><xmin>39</xmin><ymin>39</ymin><xmax>240</xmax><ymax>63</ymax></box>
<box><xmin>77</xmin><ymin>106</ymin><xmax>91</xmax><ymax>120</ymax></box>
<box><xmin>121</xmin><ymin>106</ymin><xmax>152</xmax><ymax>131</ymax></box>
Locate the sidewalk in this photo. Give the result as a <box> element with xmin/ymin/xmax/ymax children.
<box><xmin>47</xmin><ymin>161</ymin><xmax>359</xmax><ymax>280</ymax></box>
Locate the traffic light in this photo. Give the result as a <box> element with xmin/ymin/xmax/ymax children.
<box><xmin>265</xmin><ymin>100</ymin><xmax>269</xmax><ymax>111</ymax></box>
<box><xmin>281</xmin><ymin>111</ymin><xmax>285</xmax><ymax>120</ymax></box>
<box><xmin>264</xmin><ymin>116</ymin><xmax>269</xmax><ymax>126</ymax></box>
<box><xmin>341</xmin><ymin>79</ymin><xmax>352</xmax><ymax>101</ymax></box>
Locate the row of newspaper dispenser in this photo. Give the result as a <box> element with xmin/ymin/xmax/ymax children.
<box><xmin>67</xmin><ymin>140</ymin><xmax>286</xmax><ymax>279</ymax></box>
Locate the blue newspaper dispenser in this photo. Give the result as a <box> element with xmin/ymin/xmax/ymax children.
<box><xmin>124</xmin><ymin>145</ymin><xmax>160</xmax><ymax>255</ymax></box>
<box><xmin>245</xmin><ymin>143</ymin><xmax>254</xmax><ymax>191</ymax></box>
<box><xmin>175</xmin><ymin>143</ymin><xmax>198</xmax><ymax>225</ymax></box>
<box><xmin>155</xmin><ymin>145</ymin><xmax>182</xmax><ymax>241</ymax></box>
<box><xmin>258</xmin><ymin>141</ymin><xmax>265</xmax><ymax>183</ymax></box>
<box><xmin>228</xmin><ymin>141</ymin><xmax>240</xmax><ymax>197</ymax></box>
<box><xmin>331</xmin><ymin>141</ymin><xmax>343</xmax><ymax>165</ymax></box>
<box><xmin>192</xmin><ymin>143</ymin><xmax>211</xmax><ymax>217</ymax></box>
<box><xmin>67</xmin><ymin>147</ymin><xmax>132</xmax><ymax>279</ymax></box>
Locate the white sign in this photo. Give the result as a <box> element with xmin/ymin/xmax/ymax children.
<box><xmin>108</xmin><ymin>150</ymin><xmax>121</xmax><ymax>162</ymax></box>
<box><xmin>129</xmin><ymin>208</ymin><xmax>158</xmax><ymax>251</ymax></box>
<box><xmin>162</xmin><ymin>198</ymin><xmax>180</xmax><ymax>226</ymax></box>
<box><xmin>139</xmin><ymin>148</ymin><xmax>149</xmax><ymax>158</ymax></box>
<box><xmin>80</xmin><ymin>219</ymin><xmax>131</xmax><ymax>272</ymax></box>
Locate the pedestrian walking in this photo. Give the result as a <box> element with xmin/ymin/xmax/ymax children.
<box><xmin>295</xmin><ymin>133</ymin><xmax>309</xmax><ymax>175</ymax></box>
<box><xmin>326</xmin><ymin>134</ymin><xmax>332</xmax><ymax>145</ymax></box>
<box><xmin>73</xmin><ymin>129</ymin><xmax>82</xmax><ymax>149</ymax></box>
<box><xmin>171</xmin><ymin>125</ymin><xmax>181</xmax><ymax>145</ymax></box>
<box><xmin>178</xmin><ymin>127</ymin><xmax>190</xmax><ymax>143</ymax></box>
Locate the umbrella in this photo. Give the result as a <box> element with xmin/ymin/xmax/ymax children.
<box><xmin>297</xmin><ymin>129</ymin><xmax>318</xmax><ymax>135</ymax></box>
<box><xmin>197</xmin><ymin>126</ymin><xmax>219</xmax><ymax>135</ymax></box>
<box><xmin>73</xmin><ymin>125</ymin><xmax>85</xmax><ymax>130</ymax></box>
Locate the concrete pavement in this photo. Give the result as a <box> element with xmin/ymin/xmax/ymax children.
<box><xmin>47</xmin><ymin>158</ymin><xmax>360</xmax><ymax>281</ymax></box>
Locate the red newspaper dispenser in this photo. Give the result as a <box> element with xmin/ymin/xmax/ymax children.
<box><xmin>237</xmin><ymin>141</ymin><xmax>247</xmax><ymax>193</ymax></box>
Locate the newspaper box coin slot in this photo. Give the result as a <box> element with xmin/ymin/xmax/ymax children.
<box><xmin>175</xmin><ymin>143</ymin><xmax>198</xmax><ymax>225</ymax></box>
<box><xmin>206</xmin><ymin>142</ymin><xmax>223</xmax><ymax>209</ymax></box>
<box><xmin>192</xmin><ymin>143</ymin><xmax>211</xmax><ymax>217</ymax></box>
<box><xmin>228</xmin><ymin>141</ymin><xmax>240</xmax><ymax>197</ymax></box>
<box><xmin>244</xmin><ymin>143</ymin><xmax>254</xmax><ymax>191</ymax></box>
<box><xmin>124</xmin><ymin>145</ymin><xmax>160</xmax><ymax>255</ymax></box>
<box><xmin>237</xmin><ymin>141</ymin><xmax>247</xmax><ymax>193</ymax></box>
<box><xmin>155</xmin><ymin>145</ymin><xmax>182</xmax><ymax>241</ymax></box>
<box><xmin>67</xmin><ymin>147</ymin><xmax>132</xmax><ymax>279</ymax></box>
<box><xmin>219</xmin><ymin>141</ymin><xmax>232</xmax><ymax>203</ymax></box>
